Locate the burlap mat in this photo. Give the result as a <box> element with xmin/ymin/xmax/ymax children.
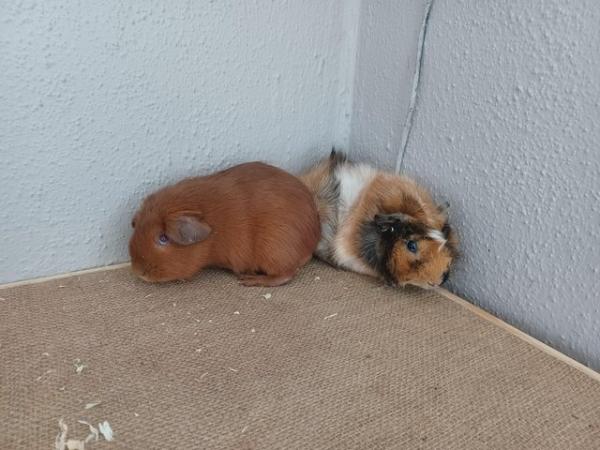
<box><xmin>1</xmin><ymin>261</ymin><xmax>599</xmax><ymax>449</ymax></box>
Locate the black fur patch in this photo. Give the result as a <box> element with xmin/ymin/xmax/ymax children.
<box><xmin>313</xmin><ymin>150</ymin><xmax>345</xmax><ymax>264</ymax></box>
<box><xmin>442</xmin><ymin>222</ymin><xmax>451</xmax><ymax>239</ymax></box>
<box><xmin>374</xmin><ymin>213</ymin><xmax>428</xmax><ymax>240</ymax></box>
<box><xmin>441</xmin><ymin>222</ymin><xmax>459</xmax><ymax>258</ymax></box>
<box><xmin>442</xmin><ymin>270</ymin><xmax>450</xmax><ymax>284</ymax></box>
<box><xmin>329</xmin><ymin>147</ymin><xmax>348</xmax><ymax>169</ymax></box>
<box><xmin>359</xmin><ymin>220</ymin><xmax>396</xmax><ymax>284</ymax></box>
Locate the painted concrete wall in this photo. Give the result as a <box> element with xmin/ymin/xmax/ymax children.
<box><xmin>351</xmin><ymin>0</ymin><xmax>600</xmax><ymax>369</ymax></box>
<box><xmin>349</xmin><ymin>0</ymin><xmax>426</xmax><ymax>168</ymax></box>
<box><xmin>1</xmin><ymin>0</ymin><xmax>358</xmax><ymax>283</ymax></box>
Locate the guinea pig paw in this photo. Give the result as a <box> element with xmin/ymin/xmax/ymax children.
<box><xmin>238</xmin><ymin>273</ymin><xmax>293</xmax><ymax>287</ymax></box>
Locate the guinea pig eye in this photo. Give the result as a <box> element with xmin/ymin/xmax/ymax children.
<box><xmin>158</xmin><ymin>233</ymin><xmax>169</xmax><ymax>245</ymax></box>
<box><xmin>406</xmin><ymin>240</ymin><xmax>418</xmax><ymax>253</ymax></box>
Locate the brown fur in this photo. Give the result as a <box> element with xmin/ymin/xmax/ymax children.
<box><xmin>300</xmin><ymin>152</ymin><xmax>458</xmax><ymax>288</ymax></box>
<box><xmin>129</xmin><ymin>162</ymin><xmax>320</xmax><ymax>286</ymax></box>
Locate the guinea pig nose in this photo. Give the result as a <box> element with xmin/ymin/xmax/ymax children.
<box><xmin>441</xmin><ymin>271</ymin><xmax>450</xmax><ymax>285</ymax></box>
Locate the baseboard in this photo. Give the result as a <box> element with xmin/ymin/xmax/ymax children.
<box><xmin>435</xmin><ymin>287</ymin><xmax>600</xmax><ymax>383</ymax></box>
<box><xmin>0</xmin><ymin>262</ymin><xmax>131</xmax><ymax>290</ymax></box>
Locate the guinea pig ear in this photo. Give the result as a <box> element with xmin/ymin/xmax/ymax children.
<box><xmin>373</xmin><ymin>213</ymin><xmax>411</xmax><ymax>233</ymax></box>
<box><xmin>165</xmin><ymin>212</ymin><xmax>211</xmax><ymax>245</ymax></box>
<box><xmin>438</xmin><ymin>201</ymin><xmax>450</xmax><ymax>219</ymax></box>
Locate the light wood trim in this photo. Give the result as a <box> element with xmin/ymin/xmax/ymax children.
<box><xmin>435</xmin><ymin>287</ymin><xmax>600</xmax><ymax>383</ymax></box>
<box><xmin>0</xmin><ymin>262</ymin><xmax>131</xmax><ymax>290</ymax></box>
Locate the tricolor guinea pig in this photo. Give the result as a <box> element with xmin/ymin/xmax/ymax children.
<box><xmin>129</xmin><ymin>162</ymin><xmax>320</xmax><ymax>287</ymax></box>
<box><xmin>300</xmin><ymin>150</ymin><xmax>458</xmax><ymax>288</ymax></box>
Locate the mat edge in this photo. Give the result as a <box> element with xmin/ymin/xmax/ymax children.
<box><xmin>435</xmin><ymin>287</ymin><xmax>600</xmax><ymax>383</ymax></box>
<box><xmin>0</xmin><ymin>262</ymin><xmax>131</xmax><ymax>290</ymax></box>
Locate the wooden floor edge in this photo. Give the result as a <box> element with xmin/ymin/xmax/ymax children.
<box><xmin>435</xmin><ymin>287</ymin><xmax>600</xmax><ymax>383</ymax></box>
<box><xmin>0</xmin><ymin>262</ymin><xmax>131</xmax><ymax>290</ymax></box>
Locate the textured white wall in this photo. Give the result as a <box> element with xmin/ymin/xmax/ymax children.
<box><xmin>351</xmin><ymin>0</ymin><xmax>600</xmax><ymax>369</ymax></box>
<box><xmin>1</xmin><ymin>0</ymin><xmax>358</xmax><ymax>283</ymax></box>
<box><xmin>349</xmin><ymin>0</ymin><xmax>425</xmax><ymax>168</ymax></box>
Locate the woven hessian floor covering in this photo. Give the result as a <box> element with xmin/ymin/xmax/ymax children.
<box><xmin>1</xmin><ymin>261</ymin><xmax>599</xmax><ymax>449</ymax></box>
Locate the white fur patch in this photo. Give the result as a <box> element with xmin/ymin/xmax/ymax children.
<box><xmin>428</xmin><ymin>229</ymin><xmax>447</xmax><ymax>251</ymax></box>
<box><xmin>333</xmin><ymin>239</ymin><xmax>377</xmax><ymax>276</ymax></box>
<box><xmin>336</xmin><ymin>164</ymin><xmax>377</xmax><ymax>218</ymax></box>
<box><xmin>329</xmin><ymin>164</ymin><xmax>378</xmax><ymax>275</ymax></box>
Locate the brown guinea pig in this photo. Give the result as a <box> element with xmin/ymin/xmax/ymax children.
<box><xmin>129</xmin><ymin>162</ymin><xmax>320</xmax><ymax>287</ymax></box>
<box><xmin>300</xmin><ymin>149</ymin><xmax>458</xmax><ymax>288</ymax></box>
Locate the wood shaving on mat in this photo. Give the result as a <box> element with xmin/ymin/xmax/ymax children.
<box><xmin>262</xmin><ymin>293</ymin><xmax>272</xmax><ymax>300</ymax></box>
<box><xmin>36</xmin><ymin>369</ymin><xmax>56</xmax><ymax>381</ymax></box>
<box><xmin>324</xmin><ymin>313</ymin><xmax>338</xmax><ymax>320</ymax></box>
<box><xmin>84</xmin><ymin>401</ymin><xmax>101</xmax><ymax>410</ymax></box>
<box><xmin>73</xmin><ymin>359</ymin><xmax>87</xmax><ymax>374</ymax></box>
<box><xmin>229</xmin><ymin>367</ymin><xmax>238</xmax><ymax>373</ymax></box>
<box><xmin>314</xmin><ymin>276</ymin><xmax>321</xmax><ymax>281</ymax></box>
<box><xmin>55</xmin><ymin>419</ymin><xmax>68</xmax><ymax>450</ymax></box>
<box><xmin>66</xmin><ymin>439</ymin><xmax>85</xmax><ymax>450</ymax></box>
<box><xmin>55</xmin><ymin>419</ymin><xmax>112</xmax><ymax>449</ymax></box>
<box><xmin>251</xmin><ymin>328</ymin><xmax>256</xmax><ymax>333</ymax></box>
<box><xmin>98</xmin><ymin>421</ymin><xmax>114</xmax><ymax>441</ymax></box>
<box><xmin>233</xmin><ymin>311</ymin><xmax>240</xmax><ymax>315</ymax></box>
<box><xmin>241</xmin><ymin>426</ymin><xmax>249</xmax><ymax>433</ymax></box>
<box><xmin>42</xmin><ymin>352</ymin><xmax>50</xmax><ymax>357</ymax></box>
<box><xmin>77</xmin><ymin>420</ymin><xmax>99</xmax><ymax>443</ymax></box>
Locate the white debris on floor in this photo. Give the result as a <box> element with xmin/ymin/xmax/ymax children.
<box><xmin>36</xmin><ymin>369</ymin><xmax>56</xmax><ymax>382</ymax></box>
<box><xmin>54</xmin><ymin>419</ymin><xmax>114</xmax><ymax>449</ymax></box>
<box><xmin>73</xmin><ymin>359</ymin><xmax>87</xmax><ymax>374</ymax></box>
<box><xmin>323</xmin><ymin>313</ymin><xmax>338</xmax><ymax>320</ymax></box>
<box><xmin>261</xmin><ymin>293</ymin><xmax>272</xmax><ymax>300</ymax></box>
<box><xmin>84</xmin><ymin>401</ymin><xmax>101</xmax><ymax>410</ymax></box>
<box><xmin>66</xmin><ymin>439</ymin><xmax>85</xmax><ymax>450</ymax></box>
<box><xmin>77</xmin><ymin>420</ymin><xmax>99</xmax><ymax>443</ymax></box>
<box><xmin>55</xmin><ymin>419</ymin><xmax>67</xmax><ymax>450</ymax></box>
<box><xmin>98</xmin><ymin>421</ymin><xmax>114</xmax><ymax>441</ymax></box>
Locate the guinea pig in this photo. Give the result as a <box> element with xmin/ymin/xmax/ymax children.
<box><xmin>299</xmin><ymin>149</ymin><xmax>458</xmax><ymax>288</ymax></box>
<box><xmin>129</xmin><ymin>162</ymin><xmax>320</xmax><ymax>287</ymax></box>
